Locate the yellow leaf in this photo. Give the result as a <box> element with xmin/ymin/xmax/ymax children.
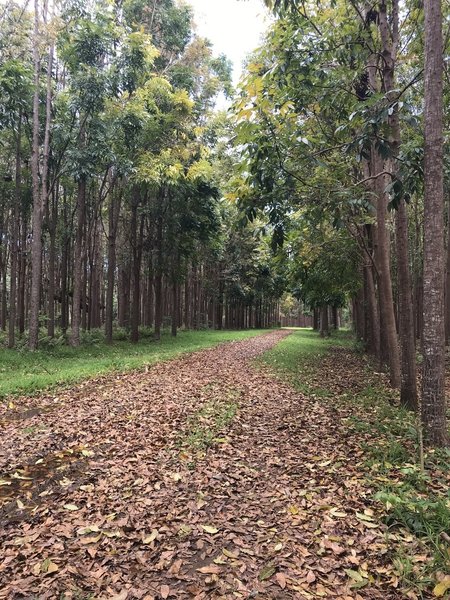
<box><xmin>201</xmin><ymin>525</ymin><xmax>219</xmax><ymax>534</ymax></box>
<box><xmin>434</xmin><ymin>578</ymin><xmax>450</xmax><ymax>597</ymax></box>
<box><xmin>77</xmin><ymin>525</ymin><xmax>100</xmax><ymax>535</ymax></box>
<box><xmin>142</xmin><ymin>529</ymin><xmax>158</xmax><ymax>544</ymax></box>
<box><xmin>63</xmin><ymin>504</ymin><xmax>79</xmax><ymax>511</ymax></box>
<box><xmin>222</xmin><ymin>548</ymin><xmax>239</xmax><ymax>559</ymax></box>
<box><xmin>79</xmin><ymin>534</ymin><xmax>102</xmax><ymax>544</ymax></box>
<box><xmin>42</xmin><ymin>559</ymin><xmax>59</xmax><ymax>575</ymax></box>
<box><xmin>274</xmin><ymin>542</ymin><xmax>283</xmax><ymax>552</ymax></box>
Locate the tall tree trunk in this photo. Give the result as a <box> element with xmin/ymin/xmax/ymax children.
<box><xmin>379</xmin><ymin>0</ymin><xmax>418</xmax><ymax>408</ymax></box>
<box><xmin>320</xmin><ymin>305</ymin><xmax>329</xmax><ymax>337</ymax></box>
<box><xmin>445</xmin><ymin>193</ymin><xmax>450</xmax><ymax>345</ymax></box>
<box><xmin>171</xmin><ymin>277</ymin><xmax>178</xmax><ymax>337</ymax></box>
<box><xmin>373</xmin><ymin>153</ymin><xmax>401</xmax><ymax>388</ymax></box>
<box><xmin>8</xmin><ymin>120</ymin><xmax>21</xmax><ymax>348</ymax></box>
<box><xmin>130</xmin><ymin>194</ymin><xmax>143</xmax><ymax>344</ymax></box>
<box><xmin>71</xmin><ymin>176</ymin><xmax>86</xmax><ymax>346</ymax></box>
<box><xmin>47</xmin><ymin>187</ymin><xmax>57</xmax><ymax>338</ymax></box>
<box><xmin>421</xmin><ymin>0</ymin><xmax>449</xmax><ymax>445</ymax></box>
<box><xmin>154</xmin><ymin>191</ymin><xmax>164</xmax><ymax>341</ymax></box>
<box><xmin>313</xmin><ymin>307</ymin><xmax>319</xmax><ymax>331</ymax></box>
<box><xmin>60</xmin><ymin>195</ymin><xmax>69</xmax><ymax>334</ymax></box>
<box><xmin>29</xmin><ymin>0</ymin><xmax>42</xmax><ymax>350</ymax></box>
<box><xmin>364</xmin><ymin>263</ymin><xmax>380</xmax><ymax>357</ymax></box>
<box><xmin>105</xmin><ymin>188</ymin><xmax>119</xmax><ymax>344</ymax></box>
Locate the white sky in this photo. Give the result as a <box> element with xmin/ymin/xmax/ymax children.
<box><xmin>187</xmin><ymin>0</ymin><xmax>271</xmax><ymax>85</ymax></box>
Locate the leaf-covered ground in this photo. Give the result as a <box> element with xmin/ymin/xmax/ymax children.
<box><xmin>0</xmin><ymin>330</ymin><xmax>443</xmax><ymax>599</ymax></box>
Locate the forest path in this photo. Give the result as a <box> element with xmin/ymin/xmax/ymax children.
<box><xmin>0</xmin><ymin>330</ymin><xmax>399</xmax><ymax>599</ymax></box>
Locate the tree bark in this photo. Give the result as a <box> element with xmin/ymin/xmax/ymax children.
<box><xmin>8</xmin><ymin>119</ymin><xmax>21</xmax><ymax>348</ymax></box>
<box><xmin>105</xmin><ymin>187</ymin><xmax>119</xmax><ymax>344</ymax></box>
<box><xmin>71</xmin><ymin>176</ymin><xmax>86</xmax><ymax>346</ymax></box>
<box><xmin>421</xmin><ymin>0</ymin><xmax>449</xmax><ymax>445</ymax></box>
<box><xmin>154</xmin><ymin>191</ymin><xmax>164</xmax><ymax>340</ymax></box>
<box><xmin>320</xmin><ymin>305</ymin><xmax>329</xmax><ymax>337</ymax></box>
<box><xmin>29</xmin><ymin>0</ymin><xmax>42</xmax><ymax>350</ymax></box>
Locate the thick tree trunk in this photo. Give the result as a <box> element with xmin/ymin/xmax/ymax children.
<box><xmin>422</xmin><ymin>0</ymin><xmax>449</xmax><ymax>445</ymax></box>
<box><xmin>445</xmin><ymin>194</ymin><xmax>450</xmax><ymax>345</ymax></box>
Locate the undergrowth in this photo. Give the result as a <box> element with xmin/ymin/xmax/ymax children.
<box><xmin>261</xmin><ymin>328</ymin><xmax>450</xmax><ymax>598</ymax></box>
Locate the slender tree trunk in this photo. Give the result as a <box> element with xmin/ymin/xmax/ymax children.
<box><xmin>130</xmin><ymin>195</ymin><xmax>143</xmax><ymax>344</ymax></box>
<box><xmin>47</xmin><ymin>187</ymin><xmax>57</xmax><ymax>338</ymax></box>
<box><xmin>365</xmin><ymin>263</ymin><xmax>380</xmax><ymax>357</ymax></box>
<box><xmin>105</xmin><ymin>188</ymin><xmax>119</xmax><ymax>344</ymax></box>
<box><xmin>171</xmin><ymin>278</ymin><xmax>178</xmax><ymax>337</ymax></box>
<box><xmin>8</xmin><ymin>120</ymin><xmax>21</xmax><ymax>348</ymax></box>
<box><xmin>396</xmin><ymin>200</ymin><xmax>418</xmax><ymax>410</ymax></box>
<box><xmin>154</xmin><ymin>191</ymin><xmax>164</xmax><ymax>340</ymax></box>
<box><xmin>29</xmin><ymin>0</ymin><xmax>42</xmax><ymax>350</ymax></box>
<box><xmin>71</xmin><ymin>176</ymin><xmax>86</xmax><ymax>346</ymax></box>
<box><xmin>422</xmin><ymin>0</ymin><xmax>449</xmax><ymax>445</ymax></box>
<box><xmin>320</xmin><ymin>305</ymin><xmax>329</xmax><ymax>337</ymax></box>
<box><xmin>313</xmin><ymin>307</ymin><xmax>319</xmax><ymax>331</ymax></box>
<box><xmin>60</xmin><ymin>196</ymin><xmax>69</xmax><ymax>334</ymax></box>
<box><xmin>18</xmin><ymin>213</ymin><xmax>26</xmax><ymax>334</ymax></box>
<box><xmin>373</xmin><ymin>153</ymin><xmax>401</xmax><ymax>387</ymax></box>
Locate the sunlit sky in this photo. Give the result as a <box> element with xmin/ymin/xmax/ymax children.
<box><xmin>187</xmin><ymin>0</ymin><xmax>271</xmax><ymax>85</ymax></box>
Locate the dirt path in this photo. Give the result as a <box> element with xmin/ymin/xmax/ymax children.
<box><xmin>0</xmin><ymin>331</ymin><xmax>400</xmax><ymax>599</ymax></box>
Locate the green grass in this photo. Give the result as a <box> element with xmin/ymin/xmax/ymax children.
<box><xmin>260</xmin><ymin>327</ymin><xmax>353</xmax><ymax>395</ymax></box>
<box><xmin>0</xmin><ymin>328</ymin><xmax>268</xmax><ymax>401</ymax></box>
<box><xmin>259</xmin><ymin>328</ymin><xmax>450</xmax><ymax>597</ymax></box>
<box><xmin>177</xmin><ymin>387</ymin><xmax>240</xmax><ymax>459</ymax></box>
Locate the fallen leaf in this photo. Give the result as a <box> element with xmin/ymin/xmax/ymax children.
<box><xmin>259</xmin><ymin>564</ymin><xmax>276</xmax><ymax>581</ymax></box>
<box><xmin>142</xmin><ymin>529</ymin><xmax>159</xmax><ymax>544</ymax></box>
<box><xmin>197</xmin><ymin>565</ymin><xmax>221</xmax><ymax>575</ymax></box>
<box><xmin>200</xmin><ymin>525</ymin><xmax>219</xmax><ymax>534</ymax></box>
<box><xmin>434</xmin><ymin>578</ymin><xmax>450</xmax><ymax>597</ymax></box>
<box><xmin>160</xmin><ymin>585</ymin><xmax>170</xmax><ymax>599</ymax></box>
<box><xmin>306</xmin><ymin>570</ymin><xmax>316</xmax><ymax>583</ymax></box>
<box><xmin>276</xmin><ymin>572</ymin><xmax>287</xmax><ymax>589</ymax></box>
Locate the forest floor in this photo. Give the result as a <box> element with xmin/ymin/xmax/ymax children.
<box><xmin>0</xmin><ymin>329</ymin><xmax>449</xmax><ymax>600</ymax></box>
<box><xmin>0</xmin><ymin>329</ymin><xmax>266</xmax><ymax>399</ymax></box>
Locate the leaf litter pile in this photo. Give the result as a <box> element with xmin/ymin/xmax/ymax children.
<box><xmin>0</xmin><ymin>330</ymin><xmax>428</xmax><ymax>599</ymax></box>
